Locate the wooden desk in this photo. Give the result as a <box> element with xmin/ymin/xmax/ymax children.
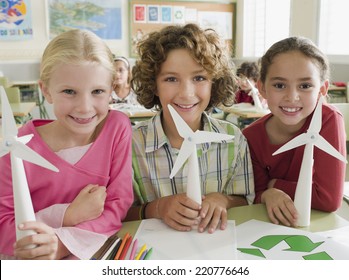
<box><xmin>0</xmin><ymin>102</ymin><xmax>36</xmax><ymax>123</ymax></box>
<box><xmin>118</xmin><ymin>204</ymin><xmax>349</xmax><ymax>238</ymax></box>
<box><xmin>219</xmin><ymin>104</ymin><xmax>269</xmax><ymax>128</ymax></box>
<box><xmin>329</xmin><ymin>85</ymin><xmax>346</xmax><ymax>91</ymax></box>
<box><xmin>109</xmin><ymin>104</ymin><xmax>156</xmax><ymax>122</ymax></box>
<box><xmin>328</xmin><ymin>85</ymin><xmax>347</xmax><ymax>103</ymax></box>
<box><xmin>220</xmin><ymin>104</ymin><xmax>269</xmax><ymax>119</ymax></box>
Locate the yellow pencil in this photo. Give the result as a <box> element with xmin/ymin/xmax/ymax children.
<box><xmin>135</xmin><ymin>244</ymin><xmax>147</xmax><ymax>260</ymax></box>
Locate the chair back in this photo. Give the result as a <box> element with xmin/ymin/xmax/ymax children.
<box><xmin>4</xmin><ymin>87</ymin><xmax>21</xmax><ymax>103</ymax></box>
<box><xmin>0</xmin><ymin>77</ymin><xmax>10</xmax><ymax>88</ymax></box>
<box><xmin>332</xmin><ymin>103</ymin><xmax>349</xmax><ymax>141</ymax></box>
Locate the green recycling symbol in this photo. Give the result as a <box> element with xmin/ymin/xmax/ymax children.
<box><xmin>238</xmin><ymin>235</ymin><xmax>333</xmax><ymax>260</ymax></box>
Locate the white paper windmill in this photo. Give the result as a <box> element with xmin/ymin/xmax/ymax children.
<box><xmin>272</xmin><ymin>95</ymin><xmax>347</xmax><ymax>227</ymax></box>
<box><xmin>246</xmin><ymin>79</ymin><xmax>264</xmax><ymax>111</ymax></box>
<box><xmin>0</xmin><ymin>86</ymin><xmax>59</xmax><ymax>244</ymax></box>
<box><xmin>168</xmin><ymin>104</ymin><xmax>233</xmax><ymax>204</ymax></box>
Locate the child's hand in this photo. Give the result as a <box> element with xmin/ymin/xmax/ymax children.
<box><xmin>158</xmin><ymin>194</ymin><xmax>201</xmax><ymax>231</ymax></box>
<box><xmin>198</xmin><ymin>193</ymin><xmax>228</xmax><ymax>233</ymax></box>
<box><xmin>64</xmin><ymin>184</ymin><xmax>107</xmax><ymax>226</ymax></box>
<box><xmin>13</xmin><ymin>221</ymin><xmax>59</xmax><ymax>260</ymax></box>
<box><xmin>261</xmin><ymin>188</ymin><xmax>298</xmax><ymax>227</ymax></box>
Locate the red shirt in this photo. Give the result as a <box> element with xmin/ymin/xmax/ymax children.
<box><xmin>243</xmin><ymin>103</ymin><xmax>347</xmax><ymax>212</ymax></box>
<box><xmin>235</xmin><ymin>89</ymin><xmax>254</xmax><ymax>104</ymax></box>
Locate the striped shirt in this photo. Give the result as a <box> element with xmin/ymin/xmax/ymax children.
<box><xmin>132</xmin><ymin>112</ymin><xmax>255</xmax><ymax>205</ymax></box>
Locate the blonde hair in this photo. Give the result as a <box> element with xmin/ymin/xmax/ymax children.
<box><xmin>40</xmin><ymin>29</ymin><xmax>115</xmax><ymax>86</ymax></box>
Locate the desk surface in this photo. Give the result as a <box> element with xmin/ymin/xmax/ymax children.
<box><xmin>118</xmin><ymin>204</ymin><xmax>349</xmax><ymax>238</ymax></box>
<box><xmin>329</xmin><ymin>85</ymin><xmax>346</xmax><ymax>91</ymax></box>
<box><xmin>0</xmin><ymin>102</ymin><xmax>36</xmax><ymax>117</ymax></box>
<box><xmin>219</xmin><ymin>104</ymin><xmax>269</xmax><ymax>118</ymax></box>
<box><xmin>109</xmin><ymin>104</ymin><xmax>156</xmax><ymax>120</ymax></box>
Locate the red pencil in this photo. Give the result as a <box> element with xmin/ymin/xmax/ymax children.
<box><xmin>119</xmin><ymin>235</ymin><xmax>133</xmax><ymax>260</ymax></box>
<box><xmin>114</xmin><ymin>233</ymin><xmax>130</xmax><ymax>260</ymax></box>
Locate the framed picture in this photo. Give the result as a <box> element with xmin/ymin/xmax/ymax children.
<box><xmin>47</xmin><ymin>0</ymin><xmax>122</xmax><ymax>39</ymax></box>
<box><xmin>134</xmin><ymin>4</ymin><xmax>146</xmax><ymax>23</ymax></box>
<box><xmin>148</xmin><ymin>5</ymin><xmax>160</xmax><ymax>23</ymax></box>
<box><xmin>161</xmin><ymin>6</ymin><xmax>173</xmax><ymax>23</ymax></box>
<box><xmin>129</xmin><ymin>1</ymin><xmax>236</xmax><ymax>57</ymax></box>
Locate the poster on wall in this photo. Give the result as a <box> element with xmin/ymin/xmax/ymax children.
<box><xmin>129</xmin><ymin>1</ymin><xmax>235</xmax><ymax>58</ymax></box>
<box><xmin>48</xmin><ymin>0</ymin><xmax>121</xmax><ymax>39</ymax></box>
<box><xmin>198</xmin><ymin>11</ymin><xmax>233</xmax><ymax>40</ymax></box>
<box><xmin>0</xmin><ymin>0</ymin><xmax>33</xmax><ymax>41</ymax></box>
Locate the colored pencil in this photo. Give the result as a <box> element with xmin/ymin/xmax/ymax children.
<box><xmin>108</xmin><ymin>239</ymin><xmax>122</xmax><ymax>260</ymax></box>
<box><xmin>140</xmin><ymin>249</ymin><xmax>148</xmax><ymax>260</ymax></box>
<box><xmin>135</xmin><ymin>244</ymin><xmax>147</xmax><ymax>260</ymax></box>
<box><xmin>119</xmin><ymin>235</ymin><xmax>133</xmax><ymax>260</ymax></box>
<box><xmin>129</xmin><ymin>239</ymin><xmax>138</xmax><ymax>260</ymax></box>
<box><xmin>114</xmin><ymin>233</ymin><xmax>130</xmax><ymax>260</ymax></box>
<box><xmin>101</xmin><ymin>238</ymin><xmax>120</xmax><ymax>260</ymax></box>
<box><xmin>143</xmin><ymin>247</ymin><xmax>153</xmax><ymax>260</ymax></box>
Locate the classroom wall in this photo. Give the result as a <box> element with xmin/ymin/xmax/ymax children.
<box><xmin>0</xmin><ymin>0</ymin><xmax>130</xmax><ymax>61</ymax></box>
<box><xmin>1</xmin><ymin>0</ymin><xmax>349</xmax><ymax>83</ymax></box>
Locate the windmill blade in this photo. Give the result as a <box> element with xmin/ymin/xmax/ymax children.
<box><xmin>315</xmin><ymin>135</ymin><xmax>348</xmax><ymax>163</ymax></box>
<box><xmin>167</xmin><ymin>104</ymin><xmax>193</xmax><ymax>138</ymax></box>
<box><xmin>17</xmin><ymin>134</ymin><xmax>34</xmax><ymax>145</ymax></box>
<box><xmin>246</xmin><ymin>80</ymin><xmax>259</xmax><ymax>97</ymax></box>
<box><xmin>272</xmin><ymin>133</ymin><xmax>310</xmax><ymax>155</ymax></box>
<box><xmin>308</xmin><ymin>96</ymin><xmax>324</xmax><ymax>133</ymax></box>
<box><xmin>0</xmin><ymin>148</ymin><xmax>9</xmax><ymax>158</ymax></box>
<box><xmin>11</xmin><ymin>141</ymin><xmax>59</xmax><ymax>172</ymax></box>
<box><xmin>1</xmin><ymin>86</ymin><xmax>18</xmax><ymax>137</ymax></box>
<box><xmin>170</xmin><ymin>141</ymin><xmax>193</xmax><ymax>178</ymax></box>
<box><xmin>194</xmin><ymin>130</ymin><xmax>233</xmax><ymax>144</ymax></box>
<box><xmin>246</xmin><ymin>80</ymin><xmax>263</xmax><ymax>110</ymax></box>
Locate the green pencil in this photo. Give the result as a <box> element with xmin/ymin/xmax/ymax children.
<box><xmin>143</xmin><ymin>247</ymin><xmax>153</xmax><ymax>260</ymax></box>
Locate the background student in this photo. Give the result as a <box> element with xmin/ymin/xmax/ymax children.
<box><xmin>0</xmin><ymin>29</ymin><xmax>133</xmax><ymax>259</ymax></box>
<box><xmin>234</xmin><ymin>61</ymin><xmax>260</xmax><ymax>105</ymax></box>
<box><xmin>243</xmin><ymin>36</ymin><xmax>347</xmax><ymax>227</ymax></box>
<box><xmin>126</xmin><ymin>24</ymin><xmax>255</xmax><ymax>234</ymax></box>
<box><xmin>110</xmin><ymin>56</ymin><xmax>138</xmax><ymax>105</ymax></box>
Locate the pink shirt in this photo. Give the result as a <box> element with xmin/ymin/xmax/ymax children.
<box><xmin>0</xmin><ymin>110</ymin><xmax>133</xmax><ymax>259</ymax></box>
<box><xmin>243</xmin><ymin>103</ymin><xmax>347</xmax><ymax>211</ymax></box>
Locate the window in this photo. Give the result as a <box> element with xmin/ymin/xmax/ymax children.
<box><xmin>242</xmin><ymin>0</ymin><xmax>291</xmax><ymax>58</ymax></box>
<box><xmin>318</xmin><ymin>0</ymin><xmax>349</xmax><ymax>55</ymax></box>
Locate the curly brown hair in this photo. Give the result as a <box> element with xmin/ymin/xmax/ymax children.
<box><xmin>131</xmin><ymin>23</ymin><xmax>237</xmax><ymax>111</ymax></box>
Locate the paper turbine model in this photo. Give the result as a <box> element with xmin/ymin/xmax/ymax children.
<box><xmin>273</xmin><ymin>96</ymin><xmax>347</xmax><ymax>227</ymax></box>
<box><xmin>0</xmin><ymin>86</ymin><xmax>59</xmax><ymax>244</ymax></box>
<box><xmin>246</xmin><ymin>79</ymin><xmax>264</xmax><ymax>111</ymax></box>
<box><xmin>168</xmin><ymin>104</ymin><xmax>233</xmax><ymax>204</ymax></box>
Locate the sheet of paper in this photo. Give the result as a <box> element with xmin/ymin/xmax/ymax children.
<box><xmin>236</xmin><ymin>220</ymin><xmax>349</xmax><ymax>260</ymax></box>
<box><xmin>133</xmin><ymin>218</ymin><xmax>237</xmax><ymax>260</ymax></box>
<box><xmin>317</xmin><ymin>225</ymin><xmax>349</xmax><ymax>250</ymax></box>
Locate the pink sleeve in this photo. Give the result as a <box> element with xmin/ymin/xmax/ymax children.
<box><xmin>35</xmin><ymin>204</ymin><xmax>68</xmax><ymax>228</ymax></box>
<box><xmin>73</xmin><ymin>114</ymin><xmax>134</xmax><ymax>235</ymax></box>
<box><xmin>54</xmin><ymin>227</ymin><xmax>107</xmax><ymax>260</ymax></box>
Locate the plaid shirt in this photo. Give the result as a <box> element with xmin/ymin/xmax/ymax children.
<box><xmin>132</xmin><ymin>112</ymin><xmax>255</xmax><ymax>205</ymax></box>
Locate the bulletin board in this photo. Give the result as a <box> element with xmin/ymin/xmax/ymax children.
<box><xmin>129</xmin><ymin>0</ymin><xmax>236</xmax><ymax>57</ymax></box>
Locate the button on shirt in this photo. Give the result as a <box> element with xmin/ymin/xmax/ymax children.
<box><xmin>132</xmin><ymin>112</ymin><xmax>255</xmax><ymax>204</ymax></box>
